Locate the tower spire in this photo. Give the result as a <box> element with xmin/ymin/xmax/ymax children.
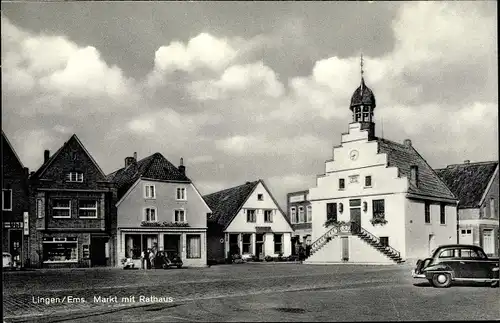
<box><xmin>360</xmin><ymin>53</ymin><xmax>364</xmax><ymax>92</ymax></box>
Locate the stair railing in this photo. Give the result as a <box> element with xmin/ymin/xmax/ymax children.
<box><xmin>309</xmin><ymin>222</ymin><xmax>352</xmax><ymax>254</ymax></box>
<box><xmin>350</xmin><ymin>222</ymin><xmax>401</xmax><ymax>259</ymax></box>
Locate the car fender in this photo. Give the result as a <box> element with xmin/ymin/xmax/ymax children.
<box><xmin>422</xmin><ymin>264</ymin><xmax>455</xmax><ymax>279</ymax></box>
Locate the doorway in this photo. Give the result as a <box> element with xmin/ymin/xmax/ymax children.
<box><xmin>482</xmin><ymin>229</ymin><xmax>494</xmax><ymax>256</ymax></box>
<box><xmin>164</xmin><ymin>235</ymin><xmax>181</xmax><ymax>259</ymax></box>
<box><xmin>460</xmin><ymin>228</ymin><xmax>473</xmax><ymax>245</ymax></box>
<box><xmin>349</xmin><ymin>199</ymin><xmax>361</xmax><ymax>234</ymax></box>
<box><xmin>9</xmin><ymin>230</ymin><xmax>22</xmax><ymax>267</ymax></box>
<box><xmin>90</xmin><ymin>236</ymin><xmax>107</xmax><ymax>267</ymax></box>
<box><xmin>255</xmin><ymin>234</ymin><xmax>264</xmax><ymax>259</ymax></box>
<box><xmin>229</xmin><ymin>234</ymin><xmax>239</xmax><ymax>256</ymax></box>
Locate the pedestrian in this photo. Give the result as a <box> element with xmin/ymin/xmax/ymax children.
<box><xmin>149</xmin><ymin>248</ymin><xmax>156</xmax><ymax>269</ymax></box>
<box><xmin>140</xmin><ymin>249</ymin><xmax>145</xmax><ymax>269</ymax></box>
<box><xmin>298</xmin><ymin>244</ymin><xmax>305</xmax><ymax>263</ymax></box>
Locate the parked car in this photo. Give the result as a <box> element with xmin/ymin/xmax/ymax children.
<box><xmin>412</xmin><ymin>244</ymin><xmax>499</xmax><ymax>288</ymax></box>
<box><xmin>3</xmin><ymin>252</ymin><xmax>13</xmax><ymax>269</ymax></box>
<box><xmin>155</xmin><ymin>251</ymin><xmax>183</xmax><ymax>269</ymax></box>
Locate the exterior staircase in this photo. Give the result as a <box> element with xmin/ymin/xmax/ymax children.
<box><xmin>307</xmin><ymin>221</ymin><xmax>404</xmax><ymax>264</ymax></box>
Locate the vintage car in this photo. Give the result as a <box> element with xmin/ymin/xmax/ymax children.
<box><xmin>412</xmin><ymin>244</ymin><xmax>499</xmax><ymax>288</ymax></box>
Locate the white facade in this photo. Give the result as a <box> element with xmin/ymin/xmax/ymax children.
<box><xmin>225</xmin><ymin>182</ymin><xmax>293</xmax><ymax>258</ymax></box>
<box><xmin>307</xmin><ymin>122</ymin><xmax>457</xmax><ymax>264</ymax></box>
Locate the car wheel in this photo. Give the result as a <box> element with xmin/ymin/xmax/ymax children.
<box><xmin>432</xmin><ymin>273</ymin><xmax>452</xmax><ymax>288</ymax></box>
<box><xmin>162</xmin><ymin>264</ymin><xmax>167</xmax><ymax>269</ymax></box>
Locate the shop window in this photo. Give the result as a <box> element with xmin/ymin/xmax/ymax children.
<box><xmin>242</xmin><ymin>234</ymin><xmax>251</xmax><ymax>254</ymax></box>
<box><xmin>43</xmin><ymin>238</ymin><xmax>78</xmax><ymax>263</ymax></box>
<box><xmin>186</xmin><ymin>235</ymin><xmax>201</xmax><ymax>258</ymax></box>
<box><xmin>274</xmin><ymin>234</ymin><xmax>283</xmax><ymax>254</ymax></box>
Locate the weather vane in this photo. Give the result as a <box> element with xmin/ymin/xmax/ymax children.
<box><xmin>360</xmin><ymin>53</ymin><xmax>364</xmax><ymax>78</ymax></box>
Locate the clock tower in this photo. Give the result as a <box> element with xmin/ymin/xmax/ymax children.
<box><xmin>349</xmin><ymin>54</ymin><xmax>376</xmax><ymax>140</ymax></box>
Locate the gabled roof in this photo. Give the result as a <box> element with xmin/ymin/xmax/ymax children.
<box><xmin>31</xmin><ymin>134</ymin><xmax>106</xmax><ymax>180</ymax></box>
<box><xmin>435</xmin><ymin>161</ymin><xmax>498</xmax><ymax>208</ymax></box>
<box><xmin>377</xmin><ymin>138</ymin><xmax>456</xmax><ymax>201</ymax></box>
<box><xmin>203</xmin><ymin>179</ymin><xmax>292</xmax><ymax>229</ymax></box>
<box><xmin>107</xmin><ymin>152</ymin><xmax>190</xmax><ymax>200</ymax></box>
<box><xmin>2</xmin><ymin>131</ymin><xmax>25</xmax><ymax>169</ymax></box>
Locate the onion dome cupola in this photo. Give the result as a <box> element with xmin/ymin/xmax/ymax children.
<box><xmin>350</xmin><ymin>54</ymin><xmax>376</xmax><ymax>124</ymax></box>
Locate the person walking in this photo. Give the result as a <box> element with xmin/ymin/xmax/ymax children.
<box><xmin>149</xmin><ymin>248</ymin><xmax>156</xmax><ymax>269</ymax></box>
<box><xmin>140</xmin><ymin>249</ymin><xmax>145</xmax><ymax>270</ymax></box>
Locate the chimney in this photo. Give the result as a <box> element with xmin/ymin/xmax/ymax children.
<box><xmin>44</xmin><ymin>150</ymin><xmax>50</xmax><ymax>163</ymax></box>
<box><xmin>178</xmin><ymin>157</ymin><xmax>186</xmax><ymax>175</ymax></box>
<box><xmin>133</xmin><ymin>152</ymin><xmax>137</xmax><ymax>161</ymax></box>
<box><xmin>464</xmin><ymin>160</ymin><xmax>470</xmax><ymax>164</ymax></box>
<box><xmin>124</xmin><ymin>157</ymin><xmax>134</xmax><ymax>167</ymax></box>
<box><xmin>24</xmin><ymin>167</ymin><xmax>29</xmax><ymax>177</ymax></box>
<box><xmin>403</xmin><ymin>139</ymin><xmax>412</xmax><ymax>147</ymax></box>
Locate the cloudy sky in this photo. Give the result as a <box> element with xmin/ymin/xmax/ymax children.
<box><xmin>2</xmin><ymin>1</ymin><xmax>497</xmax><ymax>208</ymax></box>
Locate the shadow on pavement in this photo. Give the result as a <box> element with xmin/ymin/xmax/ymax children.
<box><xmin>413</xmin><ymin>281</ymin><xmax>498</xmax><ymax>288</ymax></box>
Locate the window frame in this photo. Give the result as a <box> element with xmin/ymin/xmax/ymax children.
<box><xmin>489</xmin><ymin>198</ymin><xmax>495</xmax><ymax>218</ymax></box>
<box><xmin>78</xmin><ymin>199</ymin><xmax>98</xmax><ymax>219</ymax></box>
<box><xmin>176</xmin><ymin>187</ymin><xmax>187</xmax><ymax>201</ymax></box>
<box><xmin>42</xmin><ymin>239</ymin><xmax>78</xmax><ymax>263</ymax></box>
<box><xmin>364</xmin><ymin>176</ymin><xmax>372</xmax><ymax>188</ymax></box>
<box><xmin>290</xmin><ymin>207</ymin><xmax>297</xmax><ymax>224</ymax></box>
<box><xmin>274</xmin><ymin>234</ymin><xmax>283</xmax><ymax>254</ymax></box>
<box><xmin>264</xmin><ymin>209</ymin><xmax>273</xmax><ymax>223</ymax></box>
<box><xmin>36</xmin><ymin>198</ymin><xmax>44</xmax><ymax>218</ymax></box>
<box><xmin>186</xmin><ymin>234</ymin><xmax>201</xmax><ymax>259</ymax></box>
<box><xmin>306</xmin><ymin>205</ymin><xmax>312</xmax><ymax>222</ymax></box>
<box><xmin>440</xmin><ymin>203</ymin><xmax>446</xmax><ymax>225</ymax></box>
<box><xmin>242</xmin><ymin>234</ymin><xmax>252</xmax><ymax>254</ymax></box>
<box><xmin>144</xmin><ymin>184</ymin><xmax>156</xmax><ymax>199</ymax></box>
<box><xmin>424</xmin><ymin>202</ymin><xmax>431</xmax><ymax>224</ymax></box>
<box><xmin>52</xmin><ymin>199</ymin><xmax>72</xmax><ymax>219</ymax></box>
<box><xmin>372</xmin><ymin>199</ymin><xmax>385</xmax><ymax>219</ymax></box>
<box><xmin>257</xmin><ymin>194</ymin><xmax>264</xmax><ymax>201</ymax></box>
<box><xmin>339</xmin><ymin>178</ymin><xmax>345</xmax><ymax>190</ymax></box>
<box><xmin>144</xmin><ymin>207</ymin><xmax>158</xmax><ymax>222</ymax></box>
<box><xmin>174</xmin><ymin>209</ymin><xmax>186</xmax><ymax>223</ymax></box>
<box><xmin>326</xmin><ymin>203</ymin><xmax>338</xmax><ymax>222</ymax></box>
<box><xmin>66</xmin><ymin>172</ymin><xmax>83</xmax><ymax>183</ymax></box>
<box><xmin>298</xmin><ymin>206</ymin><xmax>305</xmax><ymax>223</ymax></box>
<box><xmin>2</xmin><ymin>189</ymin><xmax>13</xmax><ymax>211</ymax></box>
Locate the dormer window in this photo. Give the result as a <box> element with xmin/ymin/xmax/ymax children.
<box><xmin>67</xmin><ymin>172</ymin><xmax>83</xmax><ymax>182</ymax></box>
<box><xmin>410</xmin><ymin>166</ymin><xmax>419</xmax><ymax>187</ymax></box>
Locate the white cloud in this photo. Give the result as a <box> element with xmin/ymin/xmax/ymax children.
<box><xmin>215</xmin><ymin>134</ymin><xmax>329</xmax><ymax>157</ymax></box>
<box><xmin>153</xmin><ymin>33</ymin><xmax>237</xmax><ymax>73</ymax></box>
<box><xmin>189</xmin><ymin>61</ymin><xmax>284</xmax><ymax>100</ymax></box>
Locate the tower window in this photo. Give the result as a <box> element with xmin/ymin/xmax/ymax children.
<box><xmin>355</xmin><ymin>107</ymin><xmax>362</xmax><ymax>122</ymax></box>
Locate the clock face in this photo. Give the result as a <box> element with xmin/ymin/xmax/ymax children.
<box><xmin>349</xmin><ymin>150</ymin><xmax>359</xmax><ymax>161</ymax></box>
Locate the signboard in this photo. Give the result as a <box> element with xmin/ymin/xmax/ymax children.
<box><xmin>23</xmin><ymin>212</ymin><xmax>29</xmax><ymax>235</ymax></box>
<box><xmin>289</xmin><ymin>195</ymin><xmax>305</xmax><ymax>203</ymax></box>
<box><xmin>4</xmin><ymin>222</ymin><xmax>23</xmax><ymax>229</ymax></box>
<box><xmin>83</xmin><ymin>245</ymin><xmax>90</xmax><ymax>259</ymax></box>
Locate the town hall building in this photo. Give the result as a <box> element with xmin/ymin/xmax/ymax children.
<box><xmin>305</xmin><ymin>63</ymin><xmax>458</xmax><ymax>265</ymax></box>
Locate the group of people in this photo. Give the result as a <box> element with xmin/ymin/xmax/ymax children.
<box><xmin>138</xmin><ymin>245</ymin><xmax>157</xmax><ymax>269</ymax></box>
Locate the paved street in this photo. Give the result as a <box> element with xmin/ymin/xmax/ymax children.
<box><xmin>3</xmin><ymin>263</ymin><xmax>499</xmax><ymax>322</ymax></box>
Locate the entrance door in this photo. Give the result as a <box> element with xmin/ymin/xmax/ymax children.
<box><xmin>9</xmin><ymin>230</ymin><xmax>22</xmax><ymax>267</ymax></box>
<box><xmin>349</xmin><ymin>201</ymin><xmax>361</xmax><ymax>234</ymax></box>
<box><xmin>460</xmin><ymin>229</ymin><xmax>473</xmax><ymax>245</ymax></box>
<box><xmin>229</xmin><ymin>234</ymin><xmax>239</xmax><ymax>256</ymax></box>
<box><xmin>341</xmin><ymin>236</ymin><xmax>349</xmax><ymax>262</ymax></box>
<box><xmin>482</xmin><ymin>229</ymin><xmax>494</xmax><ymax>256</ymax></box>
<box><xmin>428</xmin><ymin>234</ymin><xmax>436</xmax><ymax>256</ymax></box>
<box><xmin>90</xmin><ymin>237</ymin><xmax>107</xmax><ymax>267</ymax></box>
<box><xmin>164</xmin><ymin>235</ymin><xmax>181</xmax><ymax>259</ymax></box>
<box><xmin>255</xmin><ymin>234</ymin><xmax>264</xmax><ymax>259</ymax></box>
<box><xmin>291</xmin><ymin>236</ymin><xmax>298</xmax><ymax>255</ymax></box>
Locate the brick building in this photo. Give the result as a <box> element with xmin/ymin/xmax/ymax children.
<box><xmin>2</xmin><ymin>131</ymin><xmax>30</xmax><ymax>268</ymax></box>
<box><xmin>286</xmin><ymin>190</ymin><xmax>312</xmax><ymax>255</ymax></box>
<box><xmin>28</xmin><ymin>134</ymin><xmax>117</xmax><ymax>268</ymax></box>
